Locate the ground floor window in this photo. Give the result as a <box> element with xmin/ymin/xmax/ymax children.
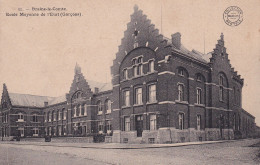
<box><xmin>63</xmin><ymin>125</ymin><xmax>66</xmax><ymax>135</ymax></box>
<box><xmin>58</xmin><ymin>126</ymin><xmax>62</xmax><ymax>136</ymax></box>
<box><xmin>124</xmin><ymin>117</ymin><xmax>130</xmax><ymax>131</ymax></box>
<box><xmin>197</xmin><ymin>115</ymin><xmax>201</xmax><ymax>130</ymax></box>
<box><xmin>179</xmin><ymin>113</ymin><xmax>184</xmax><ymax>130</ymax></box>
<box><xmin>33</xmin><ymin>128</ymin><xmax>39</xmax><ymax>136</ymax></box>
<box><xmin>49</xmin><ymin>127</ymin><xmax>51</xmax><ymax>136</ymax></box>
<box><xmin>106</xmin><ymin>121</ymin><xmax>112</xmax><ymax>134</ymax></box>
<box><xmin>18</xmin><ymin>127</ymin><xmax>24</xmax><ymax>137</ymax></box>
<box><xmin>98</xmin><ymin>121</ymin><xmax>104</xmax><ymax>134</ymax></box>
<box><xmin>150</xmin><ymin>114</ymin><xmax>157</xmax><ymax>130</ymax></box>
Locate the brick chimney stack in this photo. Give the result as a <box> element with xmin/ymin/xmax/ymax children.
<box><xmin>171</xmin><ymin>32</ymin><xmax>181</xmax><ymax>49</ymax></box>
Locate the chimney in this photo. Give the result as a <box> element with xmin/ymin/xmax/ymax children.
<box><xmin>171</xmin><ymin>32</ymin><xmax>181</xmax><ymax>49</ymax></box>
<box><xmin>44</xmin><ymin>102</ymin><xmax>48</xmax><ymax>107</ymax></box>
<box><xmin>94</xmin><ymin>87</ymin><xmax>99</xmax><ymax>94</ymax></box>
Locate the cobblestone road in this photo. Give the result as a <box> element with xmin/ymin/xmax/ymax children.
<box><xmin>0</xmin><ymin>138</ymin><xmax>259</xmax><ymax>165</ymax></box>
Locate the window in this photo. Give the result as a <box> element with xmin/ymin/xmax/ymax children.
<box><xmin>98</xmin><ymin>121</ymin><xmax>104</xmax><ymax>134</ymax></box>
<box><xmin>197</xmin><ymin>115</ymin><xmax>201</xmax><ymax>130</ymax></box>
<box><xmin>18</xmin><ymin>127</ymin><xmax>24</xmax><ymax>137</ymax></box>
<box><xmin>105</xmin><ymin>100</ymin><xmax>112</xmax><ymax>113</ymax></box>
<box><xmin>33</xmin><ymin>128</ymin><xmax>39</xmax><ymax>136</ymax></box>
<box><xmin>123</xmin><ymin>69</ymin><xmax>128</xmax><ymax>80</ymax></box>
<box><xmin>179</xmin><ymin>113</ymin><xmax>184</xmax><ymax>130</ymax></box>
<box><xmin>148</xmin><ymin>60</ymin><xmax>154</xmax><ymax>73</ymax></box>
<box><xmin>133</xmin><ymin>66</ymin><xmax>137</xmax><ymax>77</ymax></box>
<box><xmin>196</xmin><ymin>88</ymin><xmax>202</xmax><ymax>104</ymax></box>
<box><xmin>233</xmin><ymin>114</ymin><xmax>236</xmax><ymax>130</ymax></box>
<box><xmin>150</xmin><ymin>114</ymin><xmax>157</xmax><ymax>130</ymax></box>
<box><xmin>178</xmin><ymin>84</ymin><xmax>184</xmax><ymax>101</ymax></box>
<box><xmin>97</xmin><ymin>101</ymin><xmax>102</xmax><ymax>115</ymax></box>
<box><xmin>123</xmin><ymin>90</ymin><xmax>130</xmax><ymax>107</ymax></box>
<box><xmin>18</xmin><ymin>112</ymin><xmax>24</xmax><ymax>122</ymax></box>
<box><xmin>63</xmin><ymin>125</ymin><xmax>67</xmax><ymax>135</ymax></box>
<box><xmin>80</xmin><ymin>105</ymin><xmax>84</xmax><ymax>116</ymax></box>
<box><xmin>106</xmin><ymin>120</ymin><xmax>112</xmax><ymax>134</ymax></box>
<box><xmin>63</xmin><ymin>109</ymin><xmax>66</xmax><ymax>120</ymax></box>
<box><xmin>84</xmin><ymin>104</ymin><xmax>87</xmax><ymax>116</ymax></box>
<box><xmin>44</xmin><ymin>113</ymin><xmax>47</xmax><ymax>122</ymax></box>
<box><xmin>178</xmin><ymin>68</ymin><xmax>184</xmax><ymax>76</ymax></box>
<box><xmin>137</xmin><ymin>64</ymin><xmax>143</xmax><ymax>75</ymax></box>
<box><xmin>48</xmin><ymin>112</ymin><xmax>51</xmax><ymax>122</ymax></box>
<box><xmin>124</xmin><ymin>117</ymin><xmax>130</xmax><ymax>131</ymax></box>
<box><xmin>148</xmin><ymin>84</ymin><xmax>156</xmax><ymax>103</ymax></box>
<box><xmin>49</xmin><ymin>127</ymin><xmax>52</xmax><ymax>136</ymax></box>
<box><xmin>197</xmin><ymin>74</ymin><xmax>202</xmax><ymax>81</ymax></box>
<box><xmin>32</xmin><ymin>114</ymin><xmax>38</xmax><ymax>122</ymax></box>
<box><xmin>74</xmin><ymin>106</ymin><xmax>77</xmax><ymax>117</ymax></box>
<box><xmin>53</xmin><ymin>111</ymin><xmax>56</xmax><ymax>121</ymax></box>
<box><xmin>135</xmin><ymin>87</ymin><xmax>142</xmax><ymax>105</ymax></box>
<box><xmin>219</xmin><ymin>75</ymin><xmax>224</xmax><ymax>101</ymax></box>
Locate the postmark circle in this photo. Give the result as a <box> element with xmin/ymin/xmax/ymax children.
<box><xmin>223</xmin><ymin>6</ymin><xmax>243</xmax><ymax>27</ymax></box>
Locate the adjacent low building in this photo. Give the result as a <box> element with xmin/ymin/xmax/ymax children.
<box><xmin>0</xmin><ymin>5</ymin><xmax>256</xmax><ymax>143</ymax></box>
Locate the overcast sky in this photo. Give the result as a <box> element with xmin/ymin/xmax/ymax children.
<box><xmin>0</xmin><ymin>0</ymin><xmax>259</xmax><ymax>124</ymax></box>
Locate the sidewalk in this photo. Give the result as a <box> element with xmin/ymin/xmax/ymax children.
<box><xmin>0</xmin><ymin>139</ymin><xmax>238</xmax><ymax>149</ymax></box>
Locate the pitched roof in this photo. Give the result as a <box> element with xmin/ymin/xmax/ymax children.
<box><xmin>161</xmin><ymin>37</ymin><xmax>211</xmax><ymax>63</ymax></box>
<box><xmin>86</xmin><ymin>80</ymin><xmax>113</xmax><ymax>92</ymax></box>
<box><xmin>9</xmin><ymin>93</ymin><xmax>66</xmax><ymax>108</ymax></box>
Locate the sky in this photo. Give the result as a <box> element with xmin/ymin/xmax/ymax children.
<box><xmin>0</xmin><ymin>0</ymin><xmax>260</xmax><ymax>124</ymax></box>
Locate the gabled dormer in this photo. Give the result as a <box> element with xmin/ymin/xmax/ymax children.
<box><xmin>110</xmin><ymin>5</ymin><xmax>172</xmax><ymax>85</ymax></box>
<box><xmin>1</xmin><ymin>83</ymin><xmax>12</xmax><ymax>110</ymax></box>
<box><xmin>66</xmin><ymin>63</ymin><xmax>93</xmax><ymax>103</ymax></box>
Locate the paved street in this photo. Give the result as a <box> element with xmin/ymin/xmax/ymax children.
<box><xmin>0</xmin><ymin>139</ymin><xmax>259</xmax><ymax>165</ymax></box>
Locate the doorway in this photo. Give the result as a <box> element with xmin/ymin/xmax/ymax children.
<box><xmin>135</xmin><ymin>115</ymin><xmax>143</xmax><ymax>137</ymax></box>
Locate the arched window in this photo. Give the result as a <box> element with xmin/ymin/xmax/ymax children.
<box><xmin>80</xmin><ymin>105</ymin><xmax>84</xmax><ymax>116</ymax></box>
<box><xmin>52</xmin><ymin>111</ymin><xmax>55</xmax><ymax>121</ymax></box>
<box><xmin>219</xmin><ymin>75</ymin><xmax>224</xmax><ymax>101</ymax></box>
<box><xmin>105</xmin><ymin>99</ymin><xmax>112</xmax><ymax>113</ymax></box>
<box><xmin>97</xmin><ymin>101</ymin><xmax>102</xmax><ymax>115</ymax></box>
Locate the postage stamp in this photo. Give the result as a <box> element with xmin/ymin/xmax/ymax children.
<box><xmin>223</xmin><ymin>6</ymin><xmax>243</xmax><ymax>27</ymax></box>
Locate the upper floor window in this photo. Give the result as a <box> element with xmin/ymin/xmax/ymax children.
<box><xmin>132</xmin><ymin>57</ymin><xmax>143</xmax><ymax>77</ymax></box>
<box><xmin>135</xmin><ymin>87</ymin><xmax>142</xmax><ymax>105</ymax></box>
<box><xmin>62</xmin><ymin>109</ymin><xmax>67</xmax><ymax>120</ymax></box>
<box><xmin>105</xmin><ymin>99</ymin><xmax>112</xmax><ymax>113</ymax></box>
<box><xmin>18</xmin><ymin>112</ymin><xmax>24</xmax><ymax>122</ymax></box>
<box><xmin>219</xmin><ymin>75</ymin><xmax>224</xmax><ymax>101</ymax></box>
<box><xmin>32</xmin><ymin>114</ymin><xmax>38</xmax><ymax>122</ymax></box>
<box><xmin>53</xmin><ymin>111</ymin><xmax>56</xmax><ymax>121</ymax></box>
<box><xmin>196</xmin><ymin>88</ymin><xmax>202</xmax><ymax>104</ymax></box>
<box><xmin>73</xmin><ymin>106</ymin><xmax>77</xmax><ymax>117</ymax></box>
<box><xmin>197</xmin><ymin>74</ymin><xmax>202</xmax><ymax>81</ymax></box>
<box><xmin>178</xmin><ymin>84</ymin><xmax>184</xmax><ymax>101</ymax></box>
<box><xmin>123</xmin><ymin>90</ymin><xmax>130</xmax><ymax>107</ymax></box>
<box><xmin>123</xmin><ymin>69</ymin><xmax>128</xmax><ymax>80</ymax></box>
<box><xmin>178</xmin><ymin>68</ymin><xmax>184</xmax><ymax>76</ymax></box>
<box><xmin>80</xmin><ymin>105</ymin><xmax>84</xmax><ymax>116</ymax></box>
<box><xmin>179</xmin><ymin>113</ymin><xmax>184</xmax><ymax>130</ymax></box>
<box><xmin>48</xmin><ymin>112</ymin><xmax>51</xmax><ymax>122</ymax></box>
<box><xmin>97</xmin><ymin>101</ymin><xmax>102</xmax><ymax>115</ymax></box>
<box><xmin>84</xmin><ymin>104</ymin><xmax>87</xmax><ymax>116</ymax></box>
<box><xmin>148</xmin><ymin>84</ymin><xmax>156</xmax><ymax>103</ymax></box>
<box><xmin>148</xmin><ymin>60</ymin><xmax>154</xmax><ymax>73</ymax></box>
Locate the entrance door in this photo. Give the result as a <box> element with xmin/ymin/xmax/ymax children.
<box><xmin>135</xmin><ymin>115</ymin><xmax>143</xmax><ymax>137</ymax></box>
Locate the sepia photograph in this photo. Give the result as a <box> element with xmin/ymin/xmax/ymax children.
<box><xmin>0</xmin><ymin>0</ymin><xmax>260</xmax><ymax>164</ymax></box>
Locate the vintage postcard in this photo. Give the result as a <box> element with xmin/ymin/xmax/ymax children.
<box><xmin>0</xmin><ymin>0</ymin><xmax>260</xmax><ymax>164</ymax></box>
